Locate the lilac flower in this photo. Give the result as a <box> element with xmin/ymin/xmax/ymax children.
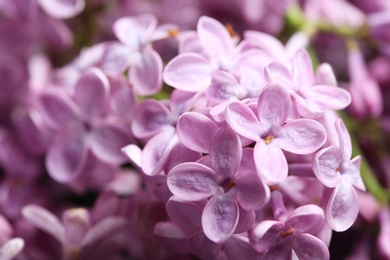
<box><xmin>163</xmin><ymin>16</ymin><xmax>264</xmax><ymax>92</ymax></box>
<box><xmin>226</xmin><ymin>83</ymin><xmax>327</xmax><ymax>184</ymax></box>
<box><xmin>155</xmin><ymin>196</ymin><xmax>262</xmax><ymax>259</ymax></box>
<box><xmin>250</xmin><ymin>189</ymin><xmax>330</xmax><ymax>259</ymax></box>
<box><xmin>265</xmin><ymin>48</ymin><xmax>351</xmax><ymax>118</ymax></box>
<box><xmin>112</xmin><ymin>14</ymin><xmax>177</xmax><ymax>95</ymax></box>
<box><xmin>22</xmin><ymin>205</ymin><xmax>126</xmax><ymax>259</ymax></box>
<box><xmin>378</xmin><ymin>207</ymin><xmax>390</xmax><ymax>259</ymax></box>
<box><xmin>312</xmin><ymin>118</ymin><xmax>366</xmax><ymax>231</ymax></box>
<box><xmin>38</xmin><ymin>68</ymin><xmax>133</xmax><ymax>182</ymax></box>
<box><xmin>37</xmin><ymin>0</ymin><xmax>85</xmax><ymax>19</ymax></box>
<box><xmin>168</xmin><ymin>126</ymin><xmax>269</xmax><ymax>242</ymax></box>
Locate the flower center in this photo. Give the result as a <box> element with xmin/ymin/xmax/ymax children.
<box><xmin>220</xmin><ymin>178</ymin><xmax>236</xmax><ymax>192</ymax></box>
<box><xmin>264</xmin><ymin>135</ymin><xmax>273</xmax><ymax>144</ymax></box>
<box><xmin>280</xmin><ymin>227</ymin><xmax>293</xmax><ymax>237</ymax></box>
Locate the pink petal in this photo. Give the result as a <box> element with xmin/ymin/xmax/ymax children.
<box><xmin>163</xmin><ymin>53</ymin><xmax>213</xmax><ymax>92</ymax></box>
<box><xmin>257</xmin><ymin>83</ymin><xmax>291</xmax><ymax>129</ymax></box>
<box><xmin>22</xmin><ymin>204</ymin><xmax>65</xmax><ymax>243</ymax></box>
<box><xmin>37</xmin><ymin>0</ymin><xmax>85</xmax><ymax>19</ymax></box>
<box><xmin>202</xmin><ymin>193</ymin><xmax>239</xmax><ymax>243</ymax></box>
<box><xmin>286</xmin><ymin>205</ymin><xmax>325</xmax><ymax>234</ymax></box>
<box><xmin>292</xmin><ymin>48</ymin><xmax>314</xmax><ymax>90</ymax></box>
<box><xmin>225</xmin><ymin>102</ymin><xmax>263</xmax><ymax>141</ymax></box>
<box><xmin>82</xmin><ymin>217</ymin><xmax>127</xmax><ymax>246</ymax></box>
<box><xmin>176</xmin><ymin>112</ymin><xmax>218</xmax><ymax>153</ymax></box>
<box><xmin>235</xmin><ymin>206</ymin><xmax>255</xmax><ymax>233</ymax></box>
<box><xmin>346</xmin><ymin>156</ymin><xmax>365</xmax><ymax>191</ymax></box>
<box><xmin>89</xmin><ymin>123</ymin><xmax>133</xmax><ymax>165</ymax></box>
<box><xmin>277</xmin><ymin>119</ymin><xmax>327</xmax><ymax>154</ymax></box>
<box><xmin>167</xmin><ymin>162</ymin><xmax>219</xmax><ymax>201</ymax></box>
<box><xmin>265</xmin><ymin>62</ymin><xmax>294</xmax><ymax>91</ymax></box>
<box><xmin>314</xmin><ymin>63</ymin><xmax>337</xmax><ymax>86</ymax></box>
<box><xmin>0</xmin><ymin>238</ymin><xmax>25</xmax><ymax>260</ymax></box>
<box><xmin>130</xmin><ymin>47</ymin><xmax>163</xmax><ymax>96</ymax></box>
<box><xmin>166</xmin><ymin>196</ymin><xmax>202</xmax><ymax>234</ymax></box>
<box><xmin>308</xmin><ymin>85</ymin><xmax>351</xmax><ymax>110</ymax></box>
<box><xmin>74</xmin><ymin>68</ymin><xmax>109</xmax><ymax>119</ymax></box>
<box><xmin>209</xmin><ymin>126</ymin><xmax>242</xmax><ymax>177</ymax></box>
<box><xmin>197</xmin><ymin>16</ymin><xmax>232</xmax><ymax>60</ymax></box>
<box><xmin>293</xmin><ymin>234</ymin><xmax>330</xmax><ymax>260</ymax></box>
<box><xmin>206</xmin><ymin>70</ymin><xmax>241</xmax><ymax>103</ymax></box>
<box><xmin>141</xmin><ymin>128</ymin><xmax>178</xmax><ymax>176</ymax></box>
<box><xmin>312</xmin><ymin>146</ymin><xmax>342</xmax><ymax>188</ymax></box>
<box><xmin>224</xmin><ymin>235</ymin><xmax>262</xmax><ymax>260</ymax></box>
<box><xmin>46</xmin><ymin>128</ymin><xmax>87</xmax><ymax>183</ymax></box>
<box><xmin>235</xmin><ymin>171</ymin><xmax>269</xmax><ymax>211</ymax></box>
<box><xmin>251</xmin><ymin>220</ymin><xmax>283</xmax><ymax>252</ymax></box>
<box><xmin>38</xmin><ymin>89</ymin><xmax>80</xmax><ymax>129</ymax></box>
<box><xmin>326</xmin><ymin>179</ymin><xmax>359</xmax><ymax>231</ymax></box>
<box><xmin>62</xmin><ymin>208</ymin><xmax>91</xmax><ymax>245</ymax></box>
<box><xmin>164</xmin><ymin>143</ymin><xmax>202</xmax><ymax>174</ymax></box>
<box><xmin>335</xmin><ymin>118</ymin><xmax>352</xmax><ymax>160</ymax></box>
<box><xmin>154</xmin><ymin>222</ymin><xmax>186</xmax><ymax>239</ymax></box>
<box><xmin>100</xmin><ymin>42</ymin><xmax>133</xmax><ymax>75</ymax></box>
<box><xmin>112</xmin><ymin>14</ymin><xmax>157</xmax><ymax>49</ymax></box>
<box><xmin>254</xmin><ymin>141</ymin><xmax>288</xmax><ymax>184</ymax></box>
<box><xmin>121</xmin><ymin>144</ymin><xmax>142</xmax><ymax>168</ymax></box>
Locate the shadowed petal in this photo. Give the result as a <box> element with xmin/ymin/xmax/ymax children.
<box><xmin>163</xmin><ymin>53</ymin><xmax>213</xmax><ymax>92</ymax></box>
<box><xmin>187</xmin><ymin>232</ymin><xmax>221</xmax><ymax>259</ymax></box>
<box><xmin>277</xmin><ymin>119</ymin><xmax>327</xmax><ymax>154</ymax></box>
<box><xmin>167</xmin><ymin>162</ymin><xmax>219</xmax><ymax>201</ymax></box>
<box><xmin>62</xmin><ymin>208</ymin><xmax>91</xmax><ymax>245</ymax></box>
<box><xmin>202</xmin><ymin>193</ymin><xmax>239</xmax><ymax>243</ymax></box>
<box><xmin>154</xmin><ymin>222</ymin><xmax>186</xmax><ymax>239</ymax></box>
<box><xmin>176</xmin><ymin>112</ymin><xmax>218</xmax><ymax>153</ymax></box>
<box><xmin>293</xmin><ymin>234</ymin><xmax>330</xmax><ymax>260</ymax></box>
<box><xmin>312</xmin><ymin>146</ymin><xmax>342</xmax><ymax>188</ymax></box>
<box><xmin>327</xmin><ymin>179</ymin><xmax>359</xmax><ymax>231</ymax></box>
<box><xmin>224</xmin><ymin>235</ymin><xmax>262</xmax><ymax>260</ymax></box>
<box><xmin>82</xmin><ymin>217</ymin><xmax>127</xmax><ymax>246</ymax></box>
<box><xmin>250</xmin><ymin>220</ymin><xmax>283</xmax><ymax>252</ymax></box>
<box><xmin>74</xmin><ymin>68</ymin><xmax>109</xmax><ymax>119</ymax></box>
<box><xmin>254</xmin><ymin>141</ymin><xmax>288</xmax><ymax>184</ymax></box>
<box><xmin>46</xmin><ymin>128</ymin><xmax>87</xmax><ymax>183</ymax></box>
<box><xmin>130</xmin><ymin>47</ymin><xmax>163</xmax><ymax>96</ymax></box>
<box><xmin>166</xmin><ymin>196</ymin><xmax>202</xmax><ymax>234</ymax></box>
<box><xmin>235</xmin><ymin>171</ymin><xmax>269</xmax><ymax>211</ymax></box>
<box><xmin>234</xmin><ymin>206</ymin><xmax>255</xmax><ymax>233</ymax></box>
<box><xmin>22</xmin><ymin>205</ymin><xmax>65</xmax><ymax>243</ymax></box>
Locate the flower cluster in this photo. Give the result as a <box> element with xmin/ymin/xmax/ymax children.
<box><xmin>1</xmin><ymin>0</ymin><xmax>390</xmax><ymax>259</ymax></box>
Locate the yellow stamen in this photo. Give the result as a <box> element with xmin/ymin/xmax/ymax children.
<box><xmin>264</xmin><ymin>136</ymin><xmax>273</xmax><ymax>144</ymax></box>
<box><xmin>225</xmin><ymin>23</ymin><xmax>237</xmax><ymax>38</ymax></box>
<box><xmin>167</xmin><ymin>28</ymin><xmax>179</xmax><ymax>37</ymax></box>
<box><xmin>225</xmin><ymin>181</ymin><xmax>236</xmax><ymax>191</ymax></box>
<box><xmin>280</xmin><ymin>228</ymin><xmax>293</xmax><ymax>237</ymax></box>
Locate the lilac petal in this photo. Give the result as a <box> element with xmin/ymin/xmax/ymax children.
<box><xmin>46</xmin><ymin>128</ymin><xmax>87</xmax><ymax>183</ymax></box>
<box><xmin>0</xmin><ymin>238</ymin><xmax>25</xmax><ymax>260</ymax></box>
<box><xmin>234</xmin><ymin>206</ymin><xmax>255</xmax><ymax>233</ymax></box>
<box><xmin>74</xmin><ymin>68</ymin><xmax>109</xmax><ymax>118</ymax></box>
<box><xmin>224</xmin><ymin>235</ymin><xmax>262</xmax><ymax>260</ymax></box>
<box><xmin>38</xmin><ymin>89</ymin><xmax>80</xmax><ymax>129</ymax></box>
<box><xmin>266</xmin><ymin>243</ymin><xmax>293</xmax><ymax>259</ymax></box>
<box><xmin>257</xmin><ymin>83</ymin><xmax>291</xmax><ymax>129</ymax></box>
<box><xmin>141</xmin><ymin>128</ymin><xmax>178</xmax><ymax>176</ymax></box>
<box><xmin>166</xmin><ymin>196</ymin><xmax>202</xmax><ymax>234</ymax></box>
<box><xmin>225</xmin><ymin>102</ymin><xmax>263</xmax><ymax>141</ymax></box>
<box><xmin>82</xmin><ymin>217</ymin><xmax>126</xmax><ymax>246</ymax></box>
<box><xmin>206</xmin><ymin>70</ymin><xmax>241</xmax><ymax>103</ymax></box>
<box><xmin>197</xmin><ymin>16</ymin><xmax>232</xmax><ymax>60</ymax></box>
<box><xmin>293</xmin><ymin>234</ymin><xmax>330</xmax><ymax>260</ymax></box>
<box><xmin>121</xmin><ymin>144</ymin><xmax>142</xmax><ymax>168</ymax></box>
<box><xmin>176</xmin><ymin>112</ymin><xmax>218</xmax><ymax>153</ymax></box>
<box><xmin>130</xmin><ymin>47</ymin><xmax>163</xmax><ymax>96</ymax></box>
<box><xmin>235</xmin><ymin>171</ymin><xmax>269</xmax><ymax>211</ymax></box>
<box><xmin>326</xmin><ymin>179</ymin><xmax>359</xmax><ymax>231</ymax></box>
<box><xmin>312</xmin><ymin>146</ymin><xmax>342</xmax><ymax>188</ymax></box>
<box><xmin>335</xmin><ymin>118</ymin><xmax>352</xmax><ymax>160</ymax></box>
<box><xmin>202</xmin><ymin>193</ymin><xmax>239</xmax><ymax>243</ymax></box>
<box><xmin>100</xmin><ymin>42</ymin><xmax>133</xmax><ymax>75</ymax></box>
<box><xmin>308</xmin><ymin>85</ymin><xmax>351</xmax><ymax>110</ymax></box>
<box><xmin>62</xmin><ymin>208</ymin><xmax>91</xmax><ymax>245</ymax></box>
<box><xmin>187</xmin><ymin>232</ymin><xmax>221</xmax><ymax>259</ymax></box>
<box><xmin>167</xmin><ymin>162</ymin><xmax>219</xmax><ymax>201</ymax></box>
<box><xmin>265</xmin><ymin>62</ymin><xmax>294</xmax><ymax>91</ymax></box>
<box><xmin>251</xmin><ymin>220</ymin><xmax>283</xmax><ymax>252</ymax></box>
<box><xmin>314</xmin><ymin>63</ymin><xmax>337</xmax><ymax>86</ymax></box>
<box><xmin>254</xmin><ymin>141</ymin><xmax>288</xmax><ymax>184</ymax></box>
<box><xmin>277</xmin><ymin>119</ymin><xmax>327</xmax><ymax>154</ymax></box>
<box><xmin>37</xmin><ymin>0</ymin><xmax>85</xmax><ymax>19</ymax></box>
<box><xmin>109</xmin><ymin>82</ymin><xmax>137</xmax><ymax>120</ymax></box>
<box><xmin>345</xmin><ymin>156</ymin><xmax>365</xmax><ymax>191</ymax></box>
<box><xmin>179</xmin><ymin>31</ymin><xmax>206</xmax><ymax>55</ymax></box>
<box><xmin>154</xmin><ymin>222</ymin><xmax>186</xmax><ymax>239</ymax></box>
<box><xmin>209</xmin><ymin>126</ymin><xmax>242</xmax><ymax>177</ymax></box>
<box><xmin>90</xmin><ymin>123</ymin><xmax>132</xmax><ymax>165</ymax></box>
<box><xmin>163</xmin><ymin>53</ymin><xmax>213</xmax><ymax>92</ymax></box>
<box><xmin>164</xmin><ymin>143</ymin><xmax>202</xmax><ymax>174</ymax></box>
<box><xmin>292</xmin><ymin>49</ymin><xmax>314</xmax><ymax>90</ymax></box>
<box><xmin>112</xmin><ymin>14</ymin><xmax>157</xmax><ymax>49</ymax></box>
<box><xmin>286</xmin><ymin>205</ymin><xmax>325</xmax><ymax>234</ymax></box>
<box><xmin>131</xmin><ymin>99</ymin><xmax>170</xmax><ymax>140</ymax></box>
<box><xmin>22</xmin><ymin>204</ymin><xmax>65</xmax><ymax>243</ymax></box>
